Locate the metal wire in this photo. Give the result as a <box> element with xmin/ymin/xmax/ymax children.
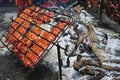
<box><xmin>0</xmin><ymin>5</ymin><xmax>72</xmax><ymax>69</ymax></box>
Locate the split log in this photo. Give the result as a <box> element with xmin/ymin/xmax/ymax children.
<box><xmin>88</xmin><ymin>43</ymin><xmax>105</xmax><ymax>64</ymax></box>
<box><xmin>70</xmin><ymin>34</ymin><xmax>88</xmax><ymax>56</ymax></box>
<box><xmin>76</xmin><ymin>34</ymin><xmax>89</xmax><ymax>47</ymax></box>
<box><xmin>69</xmin><ymin>25</ymin><xmax>89</xmax><ymax>56</ymax></box>
<box><xmin>72</xmin><ymin>24</ymin><xmax>88</xmax><ymax>48</ymax></box>
<box><xmin>73</xmin><ymin>56</ymin><xmax>120</xmax><ymax>72</ymax></box>
<box><xmin>85</xmin><ymin>22</ymin><xmax>98</xmax><ymax>43</ymax></box>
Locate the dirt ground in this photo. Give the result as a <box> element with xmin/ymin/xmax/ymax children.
<box><xmin>0</xmin><ymin>53</ymin><xmax>58</xmax><ymax>80</ymax></box>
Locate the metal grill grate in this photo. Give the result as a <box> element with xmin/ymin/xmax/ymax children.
<box><xmin>0</xmin><ymin>5</ymin><xmax>71</xmax><ymax>69</ymax></box>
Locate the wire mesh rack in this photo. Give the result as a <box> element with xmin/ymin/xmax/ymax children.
<box><xmin>0</xmin><ymin>5</ymin><xmax>72</xmax><ymax>69</ymax></box>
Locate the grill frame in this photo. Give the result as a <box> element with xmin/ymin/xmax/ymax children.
<box><xmin>0</xmin><ymin>5</ymin><xmax>72</xmax><ymax>69</ymax></box>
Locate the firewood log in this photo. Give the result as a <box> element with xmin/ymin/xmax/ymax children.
<box><xmin>73</xmin><ymin>59</ymin><xmax>85</xmax><ymax>71</ymax></box>
<box><xmin>88</xmin><ymin>43</ymin><xmax>105</xmax><ymax>64</ymax></box>
<box><xmin>73</xmin><ymin>58</ymin><xmax>120</xmax><ymax>72</ymax></box>
<box><xmin>85</xmin><ymin>22</ymin><xmax>98</xmax><ymax>43</ymax></box>
<box><xmin>69</xmin><ymin>25</ymin><xmax>89</xmax><ymax>56</ymax></box>
<box><xmin>76</xmin><ymin>34</ymin><xmax>89</xmax><ymax>47</ymax></box>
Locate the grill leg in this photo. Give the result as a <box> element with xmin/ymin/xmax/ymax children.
<box><xmin>57</xmin><ymin>44</ymin><xmax>62</xmax><ymax>80</ymax></box>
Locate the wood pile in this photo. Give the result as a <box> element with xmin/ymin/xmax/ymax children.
<box><xmin>64</xmin><ymin>5</ymin><xmax>120</xmax><ymax>79</ymax></box>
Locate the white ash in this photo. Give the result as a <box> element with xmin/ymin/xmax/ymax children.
<box><xmin>0</xmin><ymin>47</ymin><xmax>10</xmax><ymax>55</ymax></box>
<box><xmin>0</xmin><ymin>40</ymin><xmax>10</xmax><ymax>55</ymax></box>
<box><xmin>80</xmin><ymin>10</ymin><xmax>94</xmax><ymax>23</ymax></box>
<box><xmin>49</xmin><ymin>18</ymin><xmax>57</xmax><ymax>26</ymax></box>
<box><xmin>105</xmin><ymin>39</ymin><xmax>120</xmax><ymax>54</ymax></box>
<box><xmin>77</xmin><ymin>24</ymin><xmax>88</xmax><ymax>34</ymax></box>
<box><xmin>56</xmin><ymin>9</ymin><xmax>120</xmax><ymax>80</ymax></box>
<box><xmin>103</xmin><ymin>62</ymin><xmax>120</xmax><ymax>68</ymax></box>
<box><xmin>40</xmin><ymin>24</ymin><xmax>52</xmax><ymax>31</ymax></box>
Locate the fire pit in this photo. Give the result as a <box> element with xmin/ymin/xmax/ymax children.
<box><xmin>0</xmin><ymin>5</ymin><xmax>71</xmax><ymax>69</ymax></box>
